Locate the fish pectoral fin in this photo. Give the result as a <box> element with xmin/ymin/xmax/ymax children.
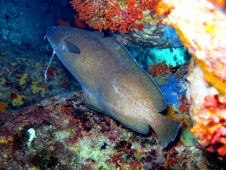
<box><xmin>82</xmin><ymin>88</ymin><xmax>103</xmax><ymax>112</ymax></box>
<box><xmin>61</xmin><ymin>40</ymin><xmax>81</xmax><ymax>54</ymax></box>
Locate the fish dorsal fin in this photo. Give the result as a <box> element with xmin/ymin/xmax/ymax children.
<box><xmin>100</xmin><ymin>36</ymin><xmax>129</xmax><ymax>62</ymax></box>
<box><xmin>61</xmin><ymin>40</ymin><xmax>81</xmax><ymax>54</ymax></box>
<box><xmin>91</xmin><ymin>31</ymin><xmax>104</xmax><ymax>38</ymax></box>
<box><xmin>82</xmin><ymin>88</ymin><xmax>103</xmax><ymax>112</ymax></box>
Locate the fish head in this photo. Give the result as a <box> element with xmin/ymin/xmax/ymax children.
<box><xmin>46</xmin><ymin>26</ymin><xmax>69</xmax><ymax>49</ymax></box>
<box><xmin>45</xmin><ymin>26</ymin><xmax>85</xmax><ymax>82</ymax></box>
<box><xmin>46</xmin><ymin>26</ymin><xmax>81</xmax><ymax>54</ymax></box>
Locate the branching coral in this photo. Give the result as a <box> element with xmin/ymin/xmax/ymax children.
<box><xmin>147</xmin><ymin>62</ymin><xmax>175</xmax><ymax>76</ymax></box>
<box><xmin>70</xmin><ymin>0</ymin><xmax>160</xmax><ymax>33</ymax></box>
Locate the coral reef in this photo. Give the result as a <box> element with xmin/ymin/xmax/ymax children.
<box><xmin>1</xmin><ymin>0</ymin><xmax>226</xmax><ymax>167</ymax></box>
<box><xmin>0</xmin><ymin>91</ymin><xmax>222</xmax><ymax>169</ymax></box>
<box><xmin>70</xmin><ymin>0</ymin><xmax>159</xmax><ymax>33</ymax></box>
<box><xmin>192</xmin><ymin>93</ymin><xmax>226</xmax><ymax>160</ymax></box>
<box><xmin>187</xmin><ymin>59</ymin><xmax>226</xmax><ymax>161</ymax></box>
<box><xmin>0</xmin><ymin>42</ymin><xmax>80</xmax><ymax>112</ymax></box>
<box><xmin>147</xmin><ymin>62</ymin><xmax>176</xmax><ymax>76</ymax></box>
<box><xmin>70</xmin><ymin>0</ymin><xmax>182</xmax><ymax>48</ymax></box>
<box><xmin>158</xmin><ymin>0</ymin><xmax>226</xmax><ymax>161</ymax></box>
<box><xmin>0</xmin><ymin>37</ymin><xmax>220</xmax><ymax>168</ymax></box>
<box><xmin>0</xmin><ymin>38</ymin><xmax>223</xmax><ymax>167</ymax></box>
<box><xmin>209</xmin><ymin>0</ymin><xmax>226</xmax><ymax>7</ymax></box>
<box><xmin>158</xmin><ymin>0</ymin><xmax>226</xmax><ymax>95</ymax></box>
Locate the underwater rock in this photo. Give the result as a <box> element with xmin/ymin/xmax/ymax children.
<box><xmin>123</xmin><ymin>24</ymin><xmax>183</xmax><ymax>48</ymax></box>
<box><xmin>159</xmin><ymin>0</ymin><xmax>226</xmax><ymax>161</ymax></box>
<box><xmin>187</xmin><ymin>59</ymin><xmax>226</xmax><ymax>162</ymax></box>
<box><xmin>159</xmin><ymin>0</ymin><xmax>226</xmax><ymax>94</ymax></box>
<box><xmin>0</xmin><ymin>91</ymin><xmax>222</xmax><ymax>169</ymax></box>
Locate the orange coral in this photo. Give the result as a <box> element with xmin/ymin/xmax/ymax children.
<box><xmin>156</xmin><ymin>1</ymin><xmax>172</xmax><ymax>16</ymax></box>
<box><xmin>209</xmin><ymin>0</ymin><xmax>226</xmax><ymax>7</ymax></box>
<box><xmin>70</xmin><ymin>0</ymin><xmax>160</xmax><ymax>33</ymax></box>
<box><xmin>191</xmin><ymin>95</ymin><xmax>226</xmax><ymax>161</ymax></box>
<box><xmin>0</xmin><ymin>102</ymin><xmax>7</xmax><ymax>111</ymax></box>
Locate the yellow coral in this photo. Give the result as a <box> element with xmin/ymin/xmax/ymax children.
<box><xmin>74</xmin><ymin>146</ymin><xmax>80</xmax><ymax>152</ymax></box>
<box><xmin>31</xmin><ymin>81</ymin><xmax>45</xmax><ymax>94</ymax></box>
<box><xmin>12</xmin><ymin>94</ymin><xmax>24</xmax><ymax>106</ymax></box>
<box><xmin>0</xmin><ymin>77</ymin><xmax>6</xmax><ymax>85</ymax></box>
<box><xmin>19</xmin><ymin>73</ymin><xmax>28</xmax><ymax>86</ymax></box>
<box><xmin>204</xmin><ymin>23</ymin><xmax>215</xmax><ymax>34</ymax></box>
<box><xmin>0</xmin><ymin>138</ymin><xmax>9</xmax><ymax>144</ymax></box>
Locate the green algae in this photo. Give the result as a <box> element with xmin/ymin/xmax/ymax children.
<box><xmin>180</xmin><ymin>128</ymin><xmax>196</xmax><ymax>147</ymax></box>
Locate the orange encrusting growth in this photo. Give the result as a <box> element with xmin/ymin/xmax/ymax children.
<box><xmin>191</xmin><ymin>53</ymin><xmax>226</xmax><ymax>95</ymax></box>
<box><xmin>0</xmin><ymin>102</ymin><xmax>7</xmax><ymax>111</ymax></box>
<box><xmin>166</xmin><ymin>107</ymin><xmax>189</xmax><ymax>128</ymax></box>
<box><xmin>156</xmin><ymin>1</ymin><xmax>172</xmax><ymax>16</ymax></box>
<box><xmin>209</xmin><ymin>0</ymin><xmax>226</xmax><ymax>7</ymax></box>
<box><xmin>0</xmin><ymin>138</ymin><xmax>9</xmax><ymax>144</ymax></box>
<box><xmin>70</xmin><ymin>0</ymin><xmax>160</xmax><ymax>33</ymax></box>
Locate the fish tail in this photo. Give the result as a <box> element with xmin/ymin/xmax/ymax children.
<box><xmin>150</xmin><ymin>114</ymin><xmax>182</xmax><ymax>148</ymax></box>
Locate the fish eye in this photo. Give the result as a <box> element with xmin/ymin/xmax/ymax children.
<box><xmin>50</xmin><ymin>26</ymin><xmax>56</xmax><ymax>31</ymax></box>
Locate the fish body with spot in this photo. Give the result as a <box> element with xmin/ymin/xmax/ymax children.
<box><xmin>46</xmin><ymin>26</ymin><xmax>181</xmax><ymax>148</ymax></box>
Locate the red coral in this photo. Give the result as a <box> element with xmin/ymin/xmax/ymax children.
<box><xmin>178</xmin><ymin>95</ymin><xmax>190</xmax><ymax>114</ymax></box>
<box><xmin>147</xmin><ymin>62</ymin><xmax>176</xmax><ymax>76</ymax></box>
<box><xmin>11</xmin><ymin>93</ymin><xmax>17</xmax><ymax>99</ymax></box>
<box><xmin>191</xmin><ymin>95</ymin><xmax>226</xmax><ymax>161</ymax></box>
<box><xmin>70</xmin><ymin>0</ymin><xmax>160</xmax><ymax>33</ymax></box>
<box><xmin>166</xmin><ymin>147</ymin><xmax>179</xmax><ymax>165</ymax></box>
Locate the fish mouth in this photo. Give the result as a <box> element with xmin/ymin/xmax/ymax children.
<box><xmin>46</xmin><ymin>26</ymin><xmax>74</xmax><ymax>49</ymax></box>
<box><xmin>46</xmin><ymin>26</ymin><xmax>58</xmax><ymax>44</ymax></box>
<box><xmin>46</xmin><ymin>26</ymin><xmax>57</xmax><ymax>38</ymax></box>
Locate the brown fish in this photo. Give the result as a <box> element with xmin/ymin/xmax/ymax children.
<box><xmin>46</xmin><ymin>26</ymin><xmax>181</xmax><ymax>148</ymax></box>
